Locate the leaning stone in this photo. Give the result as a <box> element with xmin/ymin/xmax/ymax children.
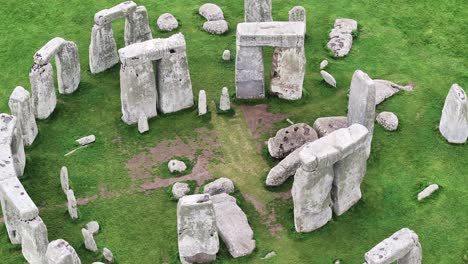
<box><xmin>203</xmin><ymin>20</ymin><xmax>228</xmax><ymax>35</ymax></box>
<box><xmin>439</xmin><ymin>84</ymin><xmax>468</xmax><ymax>144</ymax></box>
<box><xmin>76</xmin><ymin>135</ymin><xmax>95</xmax><ymax>146</ymax></box>
<box><xmin>138</xmin><ymin>114</ymin><xmax>149</xmax><ymax>134</ymax></box>
<box><xmin>60</xmin><ymin>166</ymin><xmax>69</xmax><ymax>194</ymax></box>
<box><xmin>203</xmin><ymin>178</ymin><xmax>235</xmax><ymax>195</ymax></box>
<box><xmin>169</xmin><ymin>160</ymin><xmax>187</xmax><ymax>173</ymax></box>
<box><xmin>85</xmin><ymin>221</ymin><xmax>100</xmax><ymax>235</ymax></box>
<box><xmin>8</xmin><ymin>86</ymin><xmax>38</xmax><ymax>146</ymax></box>
<box><xmin>157</xmin><ymin>13</ymin><xmax>178</xmax><ymax>32</ymax></box>
<box><xmin>268</xmin><ymin>123</ymin><xmax>318</xmax><ymax>159</ymax></box>
<box><xmin>417</xmin><ymin>184</ymin><xmax>439</xmax><ymax>201</ymax></box>
<box><xmin>103</xmin><ymin>248</ymin><xmax>114</xmax><ymax>263</ymax></box>
<box><xmin>30</xmin><ymin>63</ymin><xmax>56</xmax><ymax>119</ymax></box>
<box><xmin>219</xmin><ymin>87</ymin><xmax>231</xmax><ymax>111</ymax></box>
<box><xmin>261</xmin><ymin>251</ymin><xmax>276</xmax><ymax>259</ymax></box>
<box><xmin>199</xmin><ymin>3</ymin><xmax>224</xmax><ymax>21</ymax></box>
<box><xmin>376</xmin><ymin>112</ymin><xmax>399</xmax><ymax>131</ymax></box>
<box><xmin>172</xmin><ymin>182</ymin><xmax>190</xmax><ymax>200</ymax></box>
<box><xmin>89</xmin><ymin>23</ymin><xmax>119</xmax><ymax>74</ymax></box>
<box><xmin>66</xmin><ymin>190</ymin><xmax>78</xmax><ymax>220</ymax></box>
<box><xmin>313</xmin><ymin>116</ymin><xmax>348</xmax><ymax>138</ymax></box>
<box><xmin>211</xmin><ymin>193</ymin><xmax>255</xmax><ymax>258</ymax></box>
<box><xmin>223</xmin><ymin>50</ymin><xmax>231</xmax><ymax>61</ymax></box>
<box><xmin>320</xmin><ymin>70</ymin><xmax>336</xmax><ymax>88</ymax></box>
<box><xmin>374</xmin><ymin>80</ymin><xmax>413</xmax><ymax>105</ymax></box>
<box><xmin>82</xmin><ymin>228</ymin><xmax>98</xmax><ymax>252</ymax></box>
<box><xmin>320</xmin><ymin>60</ymin><xmax>328</xmax><ymax>70</ymax></box>
<box><xmin>177</xmin><ymin>194</ymin><xmax>219</xmax><ymax>263</ymax></box>
<box><xmin>244</xmin><ymin>0</ymin><xmax>272</xmax><ymax>22</ymax></box>
<box><xmin>46</xmin><ymin>239</ymin><xmax>81</xmax><ymax>264</ymax></box>
<box><xmin>198</xmin><ymin>90</ymin><xmax>207</xmax><ymax>116</ymax></box>
<box><xmin>56</xmin><ymin>41</ymin><xmax>81</xmax><ymax>94</ymax></box>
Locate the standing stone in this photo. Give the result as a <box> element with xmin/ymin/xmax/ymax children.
<box><xmin>376</xmin><ymin>112</ymin><xmax>399</xmax><ymax>131</ymax></box>
<box><xmin>157</xmin><ymin>13</ymin><xmax>178</xmax><ymax>32</ymax></box>
<box><xmin>138</xmin><ymin>113</ymin><xmax>149</xmax><ymax>134</ymax></box>
<box><xmin>20</xmin><ymin>216</ymin><xmax>49</xmax><ymax>264</ymax></box>
<box><xmin>0</xmin><ymin>114</ymin><xmax>26</xmax><ymax>177</ymax></box>
<box><xmin>244</xmin><ymin>0</ymin><xmax>272</xmax><ymax>22</ymax></box>
<box><xmin>222</xmin><ymin>50</ymin><xmax>231</xmax><ymax>61</ymax></box>
<box><xmin>203</xmin><ymin>178</ymin><xmax>235</xmax><ymax>196</ymax></box>
<box><xmin>89</xmin><ymin>23</ymin><xmax>119</xmax><ymax>74</ymax></box>
<box><xmin>81</xmin><ymin>228</ymin><xmax>98</xmax><ymax>252</ymax></box>
<box><xmin>439</xmin><ymin>84</ymin><xmax>468</xmax><ymax>144</ymax></box>
<box><xmin>320</xmin><ymin>70</ymin><xmax>337</xmax><ymax>88</ymax></box>
<box><xmin>320</xmin><ymin>60</ymin><xmax>328</xmax><ymax>70</ymax></box>
<box><xmin>8</xmin><ymin>86</ymin><xmax>38</xmax><ymax>146</ymax></box>
<box><xmin>66</xmin><ymin>190</ymin><xmax>78</xmax><ymax>220</ymax></box>
<box><xmin>172</xmin><ymin>182</ymin><xmax>191</xmax><ymax>200</ymax></box>
<box><xmin>211</xmin><ymin>194</ymin><xmax>255</xmax><ymax>258</ymax></box>
<box><xmin>347</xmin><ymin>70</ymin><xmax>376</xmax><ymax>157</ymax></box>
<box><xmin>60</xmin><ymin>166</ymin><xmax>69</xmax><ymax>194</ymax></box>
<box><xmin>268</xmin><ymin>123</ymin><xmax>318</xmax><ymax>159</ymax></box>
<box><xmin>198</xmin><ymin>90</ymin><xmax>207</xmax><ymax>116</ymax></box>
<box><xmin>103</xmin><ymin>248</ymin><xmax>114</xmax><ymax>263</ymax></box>
<box><xmin>125</xmin><ymin>6</ymin><xmax>153</xmax><ymax>46</ymax></box>
<box><xmin>219</xmin><ymin>87</ymin><xmax>231</xmax><ymax>111</ymax></box>
<box><xmin>177</xmin><ymin>194</ymin><xmax>219</xmax><ymax>263</ymax></box>
<box><xmin>46</xmin><ymin>239</ymin><xmax>81</xmax><ymax>264</ymax></box>
<box><xmin>30</xmin><ymin>63</ymin><xmax>56</xmax><ymax>119</ymax></box>
<box><xmin>417</xmin><ymin>184</ymin><xmax>439</xmax><ymax>201</ymax></box>
<box><xmin>56</xmin><ymin>41</ymin><xmax>80</xmax><ymax>94</ymax></box>
<box><xmin>235</xmin><ymin>46</ymin><xmax>264</xmax><ymax>99</ymax></box>
<box><xmin>85</xmin><ymin>221</ymin><xmax>100</xmax><ymax>235</ymax></box>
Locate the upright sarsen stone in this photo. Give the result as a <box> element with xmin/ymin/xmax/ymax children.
<box><xmin>89</xmin><ymin>23</ymin><xmax>119</xmax><ymax>74</ymax></box>
<box><xmin>56</xmin><ymin>41</ymin><xmax>80</xmax><ymax>94</ymax></box>
<box><xmin>0</xmin><ymin>114</ymin><xmax>26</xmax><ymax>177</ymax></box>
<box><xmin>20</xmin><ymin>216</ymin><xmax>49</xmax><ymax>264</ymax></box>
<box><xmin>9</xmin><ymin>86</ymin><xmax>38</xmax><ymax>146</ymax></box>
<box><xmin>124</xmin><ymin>6</ymin><xmax>152</xmax><ymax>45</ymax></box>
<box><xmin>30</xmin><ymin>63</ymin><xmax>56</xmax><ymax>119</ymax></box>
<box><xmin>235</xmin><ymin>46</ymin><xmax>264</xmax><ymax>99</ymax></box>
<box><xmin>244</xmin><ymin>0</ymin><xmax>272</xmax><ymax>22</ymax></box>
<box><xmin>439</xmin><ymin>84</ymin><xmax>468</xmax><ymax>144</ymax></box>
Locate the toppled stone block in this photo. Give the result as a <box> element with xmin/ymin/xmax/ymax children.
<box><xmin>8</xmin><ymin>86</ymin><xmax>38</xmax><ymax>146</ymax></box>
<box><xmin>265</xmin><ymin>144</ymin><xmax>304</xmax><ymax>186</ymax></box>
<box><xmin>417</xmin><ymin>184</ymin><xmax>439</xmax><ymax>201</ymax></box>
<box><xmin>66</xmin><ymin>190</ymin><xmax>78</xmax><ymax>220</ymax></box>
<box><xmin>203</xmin><ymin>20</ymin><xmax>229</xmax><ymax>35</ymax></box>
<box><xmin>198</xmin><ymin>90</ymin><xmax>207</xmax><ymax>116</ymax></box>
<box><xmin>203</xmin><ymin>178</ymin><xmax>235</xmax><ymax>195</ymax></box>
<box><xmin>0</xmin><ymin>114</ymin><xmax>26</xmax><ymax>177</ymax></box>
<box><xmin>46</xmin><ymin>239</ymin><xmax>81</xmax><ymax>264</ymax></box>
<box><xmin>237</xmin><ymin>22</ymin><xmax>306</xmax><ymax>48</ymax></box>
<box><xmin>172</xmin><ymin>182</ymin><xmax>190</xmax><ymax>200</ymax></box>
<box><xmin>244</xmin><ymin>0</ymin><xmax>272</xmax><ymax>22</ymax></box>
<box><xmin>327</xmin><ymin>19</ymin><xmax>358</xmax><ymax>57</ymax></box>
<box><xmin>376</xmin><ymin>112</ymin><xmax>399</xmax><ymax>131</ymax></box>
<box><xmin>30</xmin><ymin>63</ymin><xmax>56</xmax><ymax>119</ymax></box>
<box><xmin>320</xmin><ymin>70</ymin><xmax>336</xmax><ymax>88</ymax></box>
<box><xmin>268</xmin><ymin>123</ymin><xmax>318</xmax><ymax>159</ymax></box>
<box><xmin>439</xmin><ymin>84</ymin><xmax>467</xmax><ymax>144</ymax></box>
<box><xmin>375</xmin><ymin>80</ymin><xmax>413</xmax><ymax>105</ymax></box>
<box><xmin>199</xmin><ymin>3</ymin><xmax>224</xmax><ymax>21</ymax></box>
<box><xmin>313</xmin><ymin>116</ymin><xmax>348</xmax><ymax>138</ymax></box>
<box><xmin>169</xmin><ymin>160</ymin><xmax>187</xmax><ymax>173</ymax></box>
<box><xmin>157</xmin><ymin>13</ymin><xmax>178</xmax><ymax>32</ymax></box>
<box><xmin>60</xmin><ymin>166</ymin><xmax>69</xmax><ymax>194</ymax></box>
<box><xmin>82</xmin><ymin>228</ymin><xmax>98</xmax><ymax>252</ymax></box>
<box><xmin>76</xmin><ymin>135</ymin><xmax>95</xmax><ymax>146</ymax></box>
<box><xmin>85</xmin><ymin>221</ymin><xmax>100</xmax><ymax>235</ymax></box>
<box><xmin>219</xmin><ymin>87</ymin><xmax>231</xmax><ymax>111</ymax></box>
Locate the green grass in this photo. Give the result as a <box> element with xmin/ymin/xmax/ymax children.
<box><xmin>0</xmin><ymin>0</ymin><xmax>467</xmax><ymax>263</ymax></box>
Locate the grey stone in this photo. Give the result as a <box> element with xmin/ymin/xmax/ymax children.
<box><xmin>270</xmin><ymin>46</ymin><xmax>306</xmax><ymax>100</ymax></box>
<box><xmin>66</xmin><ymin>190</ymin><xmax>78</xmax><ymax>220</ymax></box>
<box><xmin>169</xmin><ymin>160</ymin><xmax>187</xmax><ymax>173</ymax></box>
<box><xmin>138</xmin><ymin>113</ymin><xmax>149</xmax><ymax>134</ymax></box>
<box><xmin>124</xmin><ymin>6</ymin><xmax>152</xmax><ymax>46</ymax></box>
<box><xmin>56</xmin><ymin>41</ymin><xmax>80</xmax><ymax>94</ymax></box>
<box><xmin>320</xmin><ymin>60</ymin><xmax>328</xmax><ymax>70</ymax></box>
<box><xmin>327</xmin><ymin>19</ymin><xmax>358</xmax><ymax>57</ymax></box>
<box><xmin>203</xmin><ymin>178</ymin><xmax>235</xmax><ymax>195</ymax></box>
<box><xmin>46</xmin><ymin>239</ymin><xmax>81</xmax><ymax>264</ymax></box>
<box><xmin>268</xmin><ymin>123</ymin><xmax>318</xmax><ymax>159</ymax></box>
<box><xmin>203</xmin><ymin>20</ymin><xmax>229</xmax><ymax>35</ymax></box>
<box><xmin>89</xmin><ymin>23</ymin><xmax>119</xmax><ymax>74</ymax></box>
<box><xmin>211</xmin><ymin>194</ymin><xmax>255</xmax><ymax>258</ymax></box>
<box><xmin>20</xmin><ymin>216</ymin><xmax>49</xmax><ymax>264</ymax></box>
<box><xmin>33</xmin><ymin>37</ymin><xmax>66</xmax><ymax>65</ymax></box>
<box><xmin>199</xmin><ymin>3</ymin><xmax>224</xmax><ymax>21</ymax></box>
<box><xmin>85</xmin><ymin>221</ymin><xmax>100</xmax><ymax>235</ymax></box>
<box><xmin>82</xmin><ymin>228</ymin><xmax>98</xmax><ymax>252</ymax></box>
<box><xmin>313</xmin><ymin>116</ymin><xmax>348</xmax><ymax>138</ymax></box>
<box><xmin>417</xmin><ymin>184</ymin><xmax>439</xmax><ymax>201</ymax></box>
<box><xmin>364</xmin><ymin>228</ymin><xmax>421</xmax><ymax>264</ymax></box>
<box><xmin>76</xmin><ymin>135</ymin><xmax>95</xmax><ymax>146</ymax></box>
<box><xmin>94</xmin><ymin>1</ymin><xmax>137</xmax><ymax>26</ymax></box>
<box><xmin>265</xmin><ymin>144</ymin><xmax>304</xmax><ymax>186</ymax></box>
<box><xmin>222</xmin><ymin>50</ymin><xmax>231</xmax><ymax>61</ymax></box>
<box><xmin>103</xmin><ymin>248</ymin><xmax>114</xmax><ymax>263</ymax></box>
<box><xmin>60</xmin><ymin>166</ymin><xmax>69</xmax><ymax>194</ymax></box>
<box><xmin>0</xmin><ymin>114</ymin><xmax>26</xmax><ymax>177</ymax></box>
<box><xmin>320</xmin><ymin>70</ymin><xmax>336</xmax><ymax>88</ymax></box>
<box><xmin>177</xmin><ymin>194</ymin><xmax>219</xmax><ymax>263</ymax></box>
<box><xmin>157</xmin><ymin>13</ymin><xmax>178</xmax><ymax>32</ymax></box>
<box><xmin>261</xmin><ymin>251</ymin><xmax>276</xmax><ymax>259</ymax></box>
<box><xmin>244</xmin><ymin>0</ymin><xmax>272</xmax><ymax>22</ymax></box>
<box><xmin>439</xmin><ymin>84</ymin><xmax>468</xmax><ymax>144</ymax></box>
<box><xmin>198</xmin><ymin>90</ymin><xmax>207</xmax><ymax>116</ymax></box>
<box><xmin>376</xmin><ymin>112</ymin><xmax>399</xmax><ymax>131</ymax></box>
<box><xmin>235</xmin><ymin>46</ymin><xmax>265</xmax><ymax>99</ymax></box>
<box><xmin>374</xmin><ymin>80</ymin><xmax>413</xmax><ymax>105</ymax></box>
<box><xmin>289</xmin><ymin>6</ymin><xmax>306</xmax><ymax>24</ymax></box>
<box><xmin>30</xmin><ymin>63</ymin><xmax>56</xmax><ymax>119</ymax></box>
<box><xmin>172</xmin><ymin>182</ymin><xmax>190</xmax><ymax>200</ymax></box>
<box><xmin>219</xmin><ymin>87</ymin><xmax>231</xmax><ymax>111</ymax></box>
<box><xmin>236</xmin><ymin>22</ymin><xmax>306</xmax><ymax>48</ymax></box>
<box><xmin>8</xmin><ymin>86</ymin><xmax>38</xmax><ymax>146</ymax></box>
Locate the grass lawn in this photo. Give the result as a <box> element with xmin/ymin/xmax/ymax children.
<box><xmin>0</xmin><ymin>0</ymin><xmax>467</xmax><ymax>263</ymax></box>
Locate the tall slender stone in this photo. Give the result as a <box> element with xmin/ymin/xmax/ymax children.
<box><xmin>439</xmin><ymin>84</ymin><xmax>468</xmax><ymax>144</ymax></box>
<box><xmin>244</xmin><ymin>0</ymin><xmax>272</xmax><ymax>22</ymax></box>
<box><xmin>46</xmin><ymin>239</ymin><xmax>81</xmax><ymax>264</ymax></box>
<box><xmin>89</xmin><ymin>23</ymin><xmax>119</xmax><ymax>74</ymax></box>
<box><xmin>219</xmin><ymin>87</ymin><xmax>231</xmax><ymax>111</ymax></box>
<box><xmin>198</xmin><ymin>90</ymin><xmax>207</xmax><ymax>116</ymax></box>
<box><xmin>9</xmin><ymin>86</ymin><xmax>38</xmax><ymax>146</ymax></box>
<box><xmin>0</xmin><ymin>114</ymin><xmax>26</xmax><ymax>177</ymax></box>
<box><xmin>30</xmin><ymin>63</ymin><xmax>56</xmax><ymax>119</ymax></box>
<box><xmin>60</xmin><ymin>167</ymin><xmax>69</xmax><ymax>194</ymax></box>
<box><xmin>124</xmin><ymin>6</ymin><xmax>152</xmax><ymax>46</ymax></box>
<box><xmin>56</xmin><ymin>41</ymin><xmax>80</xmax><ymax>94</ymax></box>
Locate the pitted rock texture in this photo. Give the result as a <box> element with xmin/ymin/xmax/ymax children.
<box><xmin>376</xmin><ymin>112</ymin><xmax>399</xmax><ymax>131</ymax></box>
<box><xmin>320</xmin><ymin>70</ymin><xmax>337</xmax><ymax>87</ymax></box>
<box><xmin>203</xmin><ymin>20</ymin><xmax>228</xmax><ymax>35</ymax></box>
<box><xmin>157</xmin><ymin>13</ymin><xmax>178</xmax><ymax>32</ymax></box>
<box><xmin>203</xmin><ymin>178</ymin><xmax>235</xmax><ymax>196</ymax></box>
<box><xmin>172</xmin><ymin>182</ymin><xmax>190</xmax><ymax>200</ymax></box>
<box><xmin>268</xmin><ymin>123</ymin><xmax>318</xmax><ymax>159</ymax></box>
<box><xmin>327</xmin><ymin>18</ymin><xmax>358</xmax><ymax>57</ymax></box>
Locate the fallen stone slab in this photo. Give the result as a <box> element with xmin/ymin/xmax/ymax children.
<box><xmin>199</xmin><ymin>3</ymin><xmax>224</xmax><ymax>21</ymax></box>
<box><xmin>203</xmin><ymin>20</ymin><xmax>228</xmax><ymax>34</ymax></box>
<box><xmin>172</xmin><ymin>182</ymin><xmax>190</xmax><ymax>200</ymax></box>
<box><xmin>376</xmin><ymin>112</ymin><xmax>399</xmax><ymax>131</ymax></box>
<box><xmin>82</xmin><ymin>228</ymin><xmax>98</xmax><ymax>252</ymax></box>
<box><xmin>76</xmin><ymin>135</ymin><xmax>95</xmax><ymax>146</ymax></box>
<box><xmin>203</xmin><ymin>178</ymin><xmax>235</xmax><ymax>195</ymax></box>
<box><xmin>327</xmin><ymin>19</ymin><xmax>358</xmax><ymax>57</ymax></box>
<box><xmin>85</xmin><ymin>221</ymin><xmax>100</xmax><ymax>235</ymax></box>
<box><xmin>46</xmin><ymin>239</ymin><xmax>81</xmax><ymax>264</ymax></box>
<box><xmin>265</xmin><ymin>144</ymin><xmax>304</xmax><ymax>186</ymax></box>
<box><xmin>375</xmin><ymin>80</ymin><xmax>414</xmax><ymax>105</ymax></box>
<box><xmin>313</xmin><ymin>116</ymin><xmax>348</xmax><ymax>138</ymax></box>
<box><xmin>268</xmin><ymin>123</ymin><xmax>318</xmax><ymax>159</ymax></box>
<box><xmin>157</xmin><ymin>13</ymin><xmax>178</xmax><ymax>32</ymax></box>
<box><xmin>417</xmin><ymin>184</ymin><xmax>439</xmax><ymax>201</ymax></box>
<box><xmin>211</xmin><ymin>193</ymin><xmax>255</xmax><ymax>258</ymax></box>
<box><xmin>8</xmin><ymin>86</ymin><xmax>38</xmax><ymax>146</ymax></box>
<box><xmin>439</xmin><ymin>84</ymin><xmax>468</xmax><ymax>144</ymax></box>
<box><xmin>320</xmin><ymin>70</ymin><xmax>336</xmax><ymax>87</ymax></box>
<box><xmin>261</xmin><ymin>251</ymin><xmax>276</xmax><ymax>259</ymax></box>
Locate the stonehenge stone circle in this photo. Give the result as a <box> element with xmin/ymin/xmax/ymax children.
<box><xmin>313</xmin><ymin>116</ymin><xmax>348</xmax><ymax>138</ymax></box>
<box><xmin>177</xmin><ymin>194</ymin><xmax>219</xmax><ymax>263</ymax></box>
<box><xmin>211</xmin><ymin>193</ymin><xmax>255</xmax><ymax>258</ymax></box>
<box><xmin>118</xmin><ymin>33</ymin><xmax>193</xmax><ymax>124</ymax></box>
<box><xmin>439</xmin><ymin>84</ymin><xmax>467</xmax><ymax>144</ymax></box>
<box><xmin>76</xmin><ymin>135</ymin><xmax>96</xmax><ymax>146</ymax></box>
<box><xmin>46</xmin><ymin>239</ymin><xmax>81</xmax><ymax>264</ymax></box>
<box><xmin>157</xmin><ymin>13</ymin><xmax>178</xmax><ymax>32</ymax></box>
<box><xmin>364</xmin><ymin>228</ymin><xmax>422</xmax><ymax>264</ymax></box>
<box><xmin>327</xmin><ymin>19</ymin><xmax>358</xmax><ymax>57</ymax></box>
<box><xmin>292</xmin><ymin>124</ymin><xmax>369</xmax><ymax>232</ymax></box>
<box><xmin>270</xmin><ymin>6</ymin><xmax>307</xmax><ymax>100</ymax></box>
<box><xmin>268</xmin><ymin>123</ymin><xmax>318</xmax><ymax>159</ymax></box>
<box><xmin>20</xmin><ymin>216</ymin><xmax>49</xmax><ymax>264</ymax></box>
<box><xmin>199</xmin><ymin>3</ymin><xmax>225</xmax><ymax>21</ymax></box>
<box><xmin>417</xmin><ymin>184</ymin><xmax>439</xmax><ymax>201</ymax></box>
<box><xmin>85</xmin><ymin>221</ymin><xmax>100</xmax><ymax>235</ymax></box>
<box><xmin>320</xmin><ymin>70</ymin><xmax>337</xmax><ymax>88</ymax></box>
<box><xmin>376</xmin><ymin>112</ymin><xmax>399</xmax><ymax>131</ymax></box>
<box><xmin>0</xmin><ymin>114</ymin><xmax>26</xmax><ymax>177</ymax></box>
<box><xmin>198</xmin><ymin>90</ymin><xmax>207</xmax><ymax>116</ymax></box>
<box><xmin>60</xmin><ymin>166</ymin><xmax>69</xmax><ymax>194</ymax></box>
<box><xmin>203</xmin><ymin>178</ymin><xmax>235</xmax><ymax>196</ymax></box>
<box><xmin>219</xmin><ymin>87</ymin><xmax>231</xmax><ymax>111</ymax></box>
<box><xmin>244</xmin><ymin>0</ymin><xmax>272</xmax><ymax>22</ymax></box>
<box><xmin>66</xmin><ymin>189</ymin><xmax>78</xmax><ymax>220</ymax></box>
<box><xmin>172</xmin><ymin>182</ymin><xmax>190</xmax><ymax>200</ymax></box>
<box><xmin>8</xmin><ymin>86</ymin><xmax>38</xmax><ymax>146</ymax></box>
<box><xmin>82</xmin><ymin>228</ymin><xmax>98</xmax><ymax>252</ymax></box>
<box><xmin>169</xmin><ymin>159</ymin><xmax>187</xmax><ymax>173</ymax></box>
<box><xmin>223</xmin><ymin>50</ymin><xmax>231</xmax><ymax>61</ymax></box>
<box><xmin>235</xmin><ymin>22</ymin><xmax>306</xmax><ymax>99</ymax></box>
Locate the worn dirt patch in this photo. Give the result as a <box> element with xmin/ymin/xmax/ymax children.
<box><xmin>243</xmin><ymin>193</ymin><xmax>284</xmax><ymax>236</ymax></box>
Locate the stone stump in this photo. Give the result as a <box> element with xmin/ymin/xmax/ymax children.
<box><xmin>439</xmin><ymin>84</ymin><xmax>467</xmax><ymax>144</ymax></box>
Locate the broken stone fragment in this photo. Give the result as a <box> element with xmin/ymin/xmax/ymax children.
<box><xmin>60</xmin><ymin>166</ymin><xmax>69</xmax><ymax>194</ymax></box>
<box><xmin>219</xmin><ymin>87</ymin><xmax>231</xmax><ymax>111</ymax></box>
<box><xmin>313</xmin><ymin>116</ymin><xmax>348</xmax><ymax>138</ymax></box>
<box><xmin>203</xmin><ymin>20</ymin><xmax>229</xmax><ymax>34</ymax></box>
<box><xmin>8</xmin><ymin>86</ymin><xmax>38</xmax><ymax>146</ymax></box>
<box><xmin>168</xmin><ymin>160</ymin><xmax>187</xmax><ymax>173</ymax></box>
<box><xmin>198</xmin><ymin>90</ymin><xmax>207</xmax><ymax>116</ymax></box>
<box><xmin>199</xmin><ymin>3</ymin><xmax>224</xmax><ymax>21</ymax></box>
<box><xmin>172</xmin><ymin>182</ymin><xmax>190</xmax><ymax>200</ymax></box>
<box><xmin>82</xmin><ymin>228</ymin><xmax>98</xmax><ymax>252</ymax></box>
<box><xmin>66</xmin><ymin>190</ymin><xmax>78</xmax><ymax>220</ymax></box>
<box><xmin>320</xmin><ymin>70</ymin><xmax>336</xmax><ymax>87</ymax></box>
<box><xmin>138</xmin><ymin>114</ymin><xmax>149</xmax><ymax>134</ymax></box>
<box><xmin>203</xmin><ymin>178</ymin><xmax>235</xmax><ymax>195</ymax></box>
<box><xmin>46</xmin><ymin>239</ymin><xmax>81</xmax><ymax>264</ymax></box>
<box><xmin>223</xmin><ymin>50</ymin><xmax>231</xmax><ymax>61</ymax></box>
<box><xmin>76</xmin><ymin>135</ymin><xmax>96</xmax><ymax>146</ymax></box>
<box><xmin>261</xmin><ymin>251</ymin><xmax>276</xmax><ymax>259</ymax></box>
<box><xmin>417</xmin><ymin>184</ymin><xmax>439</xmax><ymax>201</ymax></box>
<box><xmin>85</xmin><ymin>221</ymin><xmax>100</xmax><ymax>235</ymax></box>
<box><xmin>439</xmin><ymin>84</ymin><xmax>468</xmax><ymax>144</ymax></box>
<box><xmin>376</xmin><ymin>112</ymin><xmax>399</xmax><ymax>131</ymax></box>
<box><xmin>103</xmin><ymin>247</ymin><xmax>114</xmax><ymax>263</ymax></box>
<box><xmin>320</xmin><ymin>60</ymin><xmax>328</xmax><ymax>70</ymax></box>
<box><xmin>374</xmin><ymin>79</ymin><xmax>413</xmax><ymax>105</ymax></box>
<box><xmin>157</xmin><ymin>13</ymin><xmax>178</xmax><ymax>32</ymax></box>
<box><xmin>268</xmin><ymin>123</ymin><xmax>318</xmax><ymax>159</ymax></box>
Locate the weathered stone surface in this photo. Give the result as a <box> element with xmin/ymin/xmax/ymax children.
<box><xmin>82</xmin><ymin>228</ymin><xmax>98</xmax><ymax>252</ymax></box>
<box><xmin>268</xmin><ymin>123</ymin><xmax>318</xmax><ymax>159</ymax></box>
<box><xmin>30</xmin><ymin>63</ymin><xmax>56</xmax><ymax>119</ymax></box>
<box><xmin>235</xmin><ymin>46</ymin><xmax>264</xmax><ymax>99</ymax></box>
<box><xmin>76</xmin><ymin>135</ymin><xmax>95</xmax><ymax>146</ymax></box>
<box><xmin>211</xmin><ymin>194</ymin><xmax>255</xmax><ymax>258</ymax></box>
<box><xmin>8</xmin><ymin>86</ymin><xmax>38</xmax><ymax>146</ymax></box>
<box><xmin>94</xmin><ymin>1</ymin><xmax>137</xmax><ymax>26</ymax></box>
<box><xmin>265</xmin><ymin>144</ymin><xmax>304</xmax><ymax>186</ymax></box>
<box><xmin>270</xmin><ymin>46</ymin><xmax>306</xmax><ymax>100</ymax></box>
<box><xmin>320</xmin><ymin>60</ymin><xmax>328</xmax><ymax>70</ymax></box>
<box><xmin>313</xmin><ymin>116</ymin><xmax>348</xmax><ymax>138</ymax></box>
<box><xmin>244</xmin><ymin>0</ymin><xmax>272</xmax><ymax>22</ymax></box>
<box><xmin>289</xmin><ymin>6</ymin><xmax>306</xmax><ymax>23</ymax></box>
<box><xmin>374</xmin><ymin>80</ymin><xmax>413</xmax><ymax>105</ymax></box>
<box><xmin>261</xmin><ymin>251</ymin><xmax>277</xmax><ymax>259</ymax></box>
<box><xmin>157</xmin><ymin>13</ymin><xmax>178</xmax><ymax>32</ymax></box>
<box><xmin>417</xmin><ymin>184</ymin><xmax>439</xmax><ymax>201</ymax></box>
<box><xmin>177</xmin><ymin>194</ymin><xmax>219</xmax><ymax>263</ymax></box>
<box><xmin>376</xmin><ymin>112</ymin><xmax>399</xmax><ymax>131</ymax></box>
<box><xmin>46</xmin><ymin>239</ymin><xmax>81</xmax><ymax>264</ymax></box>
<box><xmin>138</xmin><ymin>113</ymin><xmax>149</xmax><ymax>134</ymax></box>
<box><xmin>219</xmin><ymin>87</ymin><xmax>231</xmax><ymax>111</ymax></box>
<box><xmin>0</xmin><ymin>114</ymin><xmax>26</xmax><ymax>177</ymax></box>
<box><xmin>85</xmin><ymin>221</ymin><xmax>100</xmax><ymax>235</ymax></box>
<box><xmin>172</xmin><ymin>182</ymin><xmax>190</xmax><ymax>200</ymax></box>
<box><xmin>237</xmin><ymin>22</ymin><xmax>306</xmax><ymax>48</ymax></box>
<box><xmin>103</xmin><ymin>248</ymin><xmax>114</xmax><ymax>263</ymax></box>
<box><xmin>327</xmin><ymin>19</ymin><xmax>357</xmax><ymax>57</ymax></box>
<box><xmin>56</xmin><ymin>41</ymin><xmax>80</xmax><ymax>94</ymax></box>
<box><xmin>198</xmin><ymin>90</ymin><xmax>207</xmax><ymax>116</ymax></box>
<box><xmin>320</xmin><ymin>70</ymin><xmax>337</xmax><ymax>87</ymax></box>
<box><xmin>89</xmin><ymin>23</ymin><xmax>119</xmax><ymax>74</ymax></box>
<box><xmin>169</xmin><ymin>160</ymin><xmax>187</xmax><ymax>173</ymax></box>
<box><xmin>364</xmin><ymin>228</ymin><xmax>421</xmax><ymax>264</ymax></box>
<box><xmin>124</xmin><ymin>6</ymin><xmax>153</xmax><ymax>46</ymax></box>
<box><xmin>66</xmin><ymin>190</ymin><xmax>78</xmax><ymax>220</ymax></box>
<box><xmin>20</xmin><ymin>216</ymin><xmax>49</xmax><ymax>264</ymax></box>
<box><xmin>439</xmin><ymin>84</ymin><xmax>468</xmax><ymax>144</ymax></box>
<box><xmin>222</xmin><ymin>50</ymin><xmax>231</xmax><ymax>61</ymax></box>
<box><xmin>60</xmin><ymin>166</ymin><xmax>69</xmax><ymax>194</ymax></box>
<box><xmin>203</xmin><ymin>178</ymin><xmax>234</xmax><ymax>195</ymax></box>
<box><xmin>33</xmin><ymin>37</ymin><xmax>66</xmax><ymax>65</ymax></box>
<box><xmin>347</xmin><ymin>70</ymin><xmax>376</xmax><ymax>157</ymax></box>
<box><xmin>203</xmin><ymin>20</ymin><xmax>229</xmax><ymax>35</ymax></box>
<box><xmin>199</xmin><ymin>3</ymin><xmax>224</xmax><ymax>21</ymax></box>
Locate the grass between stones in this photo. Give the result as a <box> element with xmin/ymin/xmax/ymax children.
<box><xmin>0</xmin><ymin>0</ymin><xmax>467</xmax><ymax>263</ymax></box>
